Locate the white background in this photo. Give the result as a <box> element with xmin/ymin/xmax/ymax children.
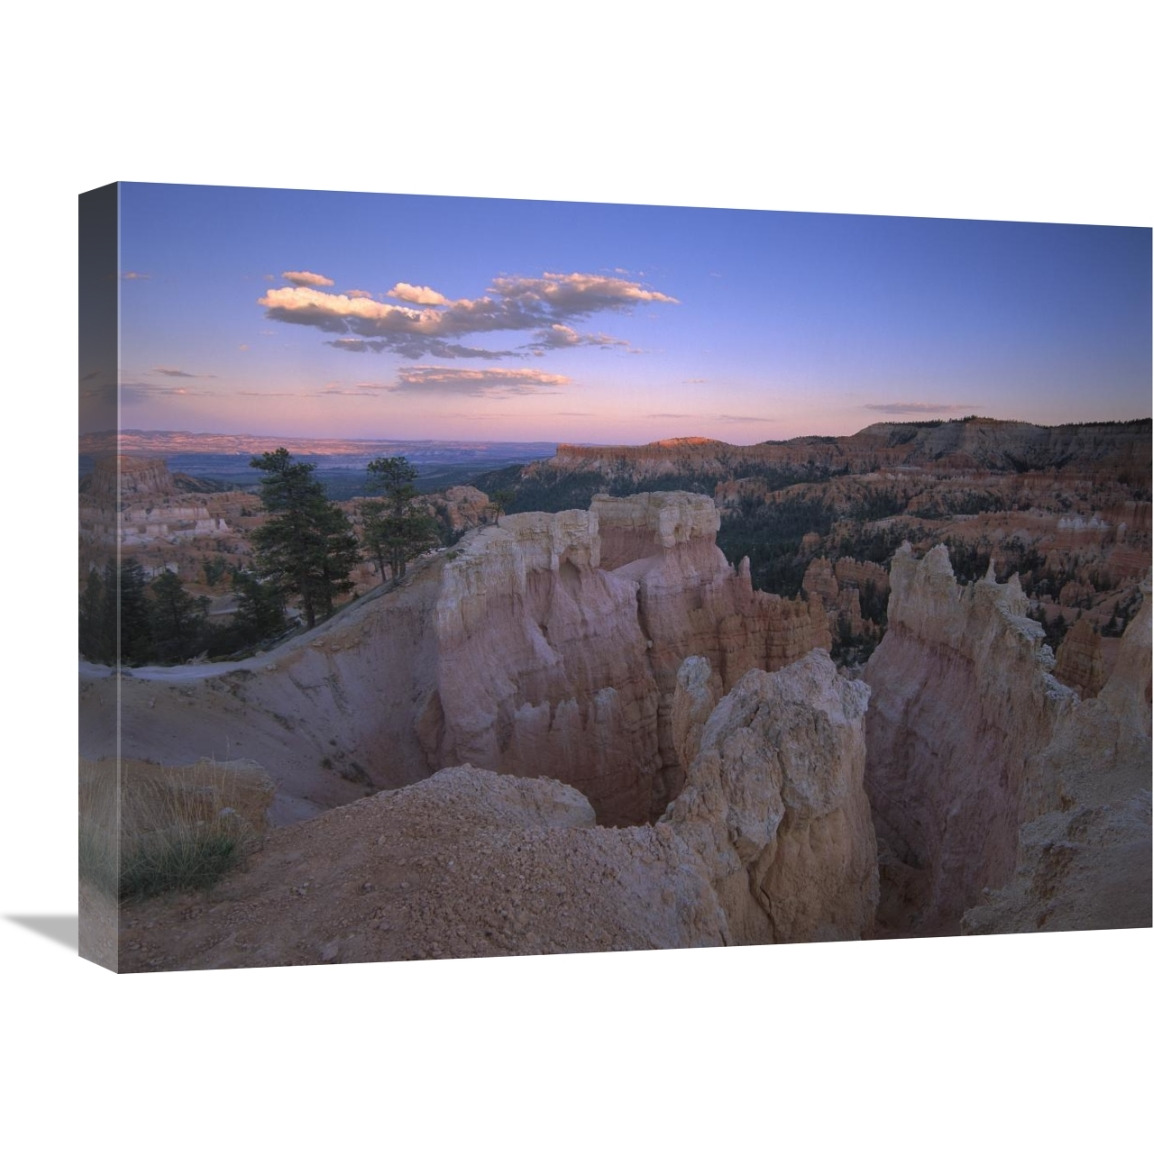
<box><xmin>1</xmin><ymin>3</ymin><xmax>1149</xmax><ymax>1150</ymax></box>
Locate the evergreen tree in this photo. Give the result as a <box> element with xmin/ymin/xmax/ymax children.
<box><xmin>78</xmin><ymin>567</ymin><xmax>111</xmax><ymax>662</ymax></box>
<box><xmin>148</xmin><ymin>570</ymin><xmax>210</xmax><ymax>663</ymax></box>
<box><xmin>249</xmin><ymin>448</ymin><xmax>360</xmax><ymax>628</ymax></box>
<box><xmin>361</xmin><ymin>456</ymin><xmax>438</xmax><ymax>582</ymax></box>
<box><xmin>118</xmin><ymin>558</ymin><xmax>154</xmax><ymax>665</ymax></box>
<box><xmin>230</xmin><ymin>567</ymin><xmax>286</xmax><ymax>645</ymax></box>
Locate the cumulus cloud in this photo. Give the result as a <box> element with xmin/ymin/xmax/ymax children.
<box><xmin>863</xmin><ymin>402</ymin><xmax>970</xmax><ymax>415</ymax></box>
<box><xmin>345</xmin><ymin>288</ymin><xmax>375</xmax><ymax>299</ymax></box>
<box><xmin>388</xmin><ymin>282</ymin><xmax>450</xmax><ymax>306</ymax></box>
<box><xmin>389</xmin><ymin>366</ymin><xmax>570</xmax><ymax>397</ymax></box>
<box><xmin>282</xmin><ymin>270</ymin><xmax>335</xmax><ymax>287</ymax></box>
<box><xmin>260</xmin><ymin>269</ymin><xmax>676</xmax><ymax>360</ymax></box>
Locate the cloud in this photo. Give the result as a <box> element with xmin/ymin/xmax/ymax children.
<box><xmin>345</xmin><ymin>288</ymin><xmax>374</xmax><ymax>299</ymax></box>
<box><xmin>388</xmin><ymin>282</ymin><xmax>450</xmax><ymax>306</ymax></box>
<box><xmin>260</xmin><ymin>269</ymin><xmax>677</xmax><ymax>360</ymax></box>
<box><xmin>389</xmin><ymin>366</ymin><xmax>570</xmax><ymax>398</ymax></box>
<box><xmin>648</xmin><ymin>412</ymin><xmax>693</xmax><ymax>419</ymax></box>
<box><xmin>121</xmin><ymin>271</ymin><xmax>150</xmax><ymax>280</ymax></box>
<box><xmin>683</xmin><ymin>377</ymin><xmax>709</xmax><ymax>384</ymax></box>
<box><xmin>152</xmin><ymin>366</ymin><xmax>219</xmax><ymax>379</ymax></box>
<box><xmin>282</xmin><ymin>270</ymin><xmax>335</xmax><ymax>287</ymax></box>
<box><xmin>491</xmin><ymin>272</ymin><xmax>678</xmax><ymax>315</ymax></box>
<box><xmin>715</xmin><ymin>414</ymin><xmax>776</xmax><ymax>423</ymax></box>
<box><xmin>117</xmin><ymin>380</ymin><xmax>217</xmax><ymax>403</ymax></box>
<box><xmin>324</xmin><ymin>335</ymin><xmax>517</xmax><ymax>360</ymax></box>
<box><xmin>863</xmin><ymin>402</ymin><xmax>971</xmax><ymax>415</ymax></box>
<box><xmin>527</xmin><ymin>324</ymin><xmax>629</xmax><ymax>354</ymax></box>
<box><xmin>317</xmin><ymin>384</ymin><xmax>377</xmax><ymax>397</ymax></box>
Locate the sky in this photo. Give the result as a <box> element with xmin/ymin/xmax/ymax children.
<box><xmin>96</xmin><ymin>182</ymin><xmax>1151</xmax><ymax>445</ymax></box>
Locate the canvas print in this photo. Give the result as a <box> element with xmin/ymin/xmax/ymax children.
<box><xmin>78</xmin><ymin>183</ymin><xmax>1152</xmax><ymax>972</ymax></box>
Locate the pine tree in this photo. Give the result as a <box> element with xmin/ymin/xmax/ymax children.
<box><xmin>79</xmin><ymin>567</ymin><xmax>111</xmax><ymax>662</ymax></box>
<box><xmin>118</xmin><ymin>558</ymin><xmax>154</xmax><ymax>666</ymax></box>
<box><xmin>249</xmin><ymin>448</ymin><xmax>360</xmax><ymax>629</ymax></box>
<box><xmin>148</xmin><ymin>570</ymin><xmax>210</xmax><ymax>663</ymax></box>
<box><xmin>230</xmin><ymin>566</ymin><xmax>286</xmax><ymax>645</ymax></box>
<box><xmin>361</xmin><ymin>456</ymin><xmax>438</xmax><ymax>582</ymax></box>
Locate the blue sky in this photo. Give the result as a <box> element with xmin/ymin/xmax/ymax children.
<box><xmin>108</xmin><ymin>182</ymin><xmax>1151</xmax><ymax>444</ymax></box>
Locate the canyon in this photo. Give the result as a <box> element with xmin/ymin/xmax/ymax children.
<box><xmin>80</xmin><ymin>418</ymin><xmax>1152</xmax><ymax>970</ymax></box>
<box><xmin>81</xmin><ymin>494</ymin><xmax>1149</xmax><ymax>971</ymax></box>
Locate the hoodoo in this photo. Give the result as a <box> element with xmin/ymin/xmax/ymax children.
<box><xmin>864</xmin><ymin>544</ymin><xmax>1151</xmax><ymax>935</ymax></box>
<box><xmin>82</xmin><ymin>491</ymin><xmax>830</xmax><ymax>826</ymax></box>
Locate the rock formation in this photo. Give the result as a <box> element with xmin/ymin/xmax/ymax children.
<box><xmin>663</xmin><ymin>651</ymin><xmax>878</xmax><ymax>944</ymax></box>
<box><xmin>1053</xmin><ymin>616</ymin><xmax>1107</xmax><ymax>698</ymax></box>
<box><xmin>863</xmin><ymin>544</ymin><xmax>1078</xmax><ymax>935</ymax></box>
<box><xmin>962</xmin><ymin>575</ymin><xmax>1151</xmax><ymax>935</ymax></box>
<box><xmin>87</xmin><ymin>454</ymin><xmax>178</xmax><ymax>500</ymax></box>
<box><xmin>542</xmin><ymin>417</ymin><xmax>1150</xmax><ymax>485</ymax></box>
<box><xmin>80</xmin><ymin>454</ymin><xmax>232</xmax><ymax>555</ymax></box>
<box><xmin>82</xmin><ymin>491</ymin><xmax>830</xmax><ymax>827</ymax></box>
<box><xmin>116</xmin><ymin>649</ymin><xmax>878</xmax><ymax>970</ymax></box>
<box><xmin>864</xmin><ymin>543</ymin><xmax>1150</xmax><ymax>937</ymax></box>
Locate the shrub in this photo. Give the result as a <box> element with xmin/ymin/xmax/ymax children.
<box><xmin>79</xmin><ymin>758</ymin><xmax>269</xmax><ymax>903</ymax></box>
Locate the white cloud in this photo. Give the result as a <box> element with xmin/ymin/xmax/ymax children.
<box><xmin>388</xmin><ymin>282</ymin><xmax>450</xmax><ymax>306</ymax></box>
<box><xmin>259</xmin><ymin>268</ymin><xmax>677</xmax><ymax>360</ymax></box>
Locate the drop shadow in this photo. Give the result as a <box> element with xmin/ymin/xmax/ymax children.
<box><xmin>6</xmin><ymin>914</ymin><xmax>79</xmax><ymax>952</ymax></box>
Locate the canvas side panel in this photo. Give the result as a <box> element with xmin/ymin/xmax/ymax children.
<box><xmin>78</xmin><ymin>183</ymin><xmax>120</xmax><ymax>970</ymax></box>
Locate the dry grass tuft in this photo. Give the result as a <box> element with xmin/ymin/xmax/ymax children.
<box><xmin>79</xmin><ymin>757</ymin><xmax>275</xmax><ymax>903</ymax></box>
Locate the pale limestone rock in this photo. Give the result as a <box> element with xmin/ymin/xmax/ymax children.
<box><xmin>663</xmin><ymin>651</ymin><xmax>878</xmax><ymax>944</ymax></box>
<box><xmin>592</xmin><ymin>491</ymin><xmax>720</xmax><ymax>568</ymax></box>
<box><xmin>963</xmin><ymin>575</ymin><xmax>1152</xmax><ymax>934</ymax></box>
<box><xmin>863</xmin><ymin>541</ymin><xmax>1136</xmax><ymax>937</ymax></box>
<box><xmin>670</xmin><ymin>656</ymin><xmax>722</xmax><ymax>773</ymax></box>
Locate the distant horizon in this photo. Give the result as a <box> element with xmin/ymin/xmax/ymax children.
<box><xmin>82</xmin><ymin>184</ymin><xmax>1152</xmax><ymax>445</ymax></box>
<box><xmin>82</xmin><ymin>412</ymin><xmax>1154</xmax><ymax>455</ymax></box>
